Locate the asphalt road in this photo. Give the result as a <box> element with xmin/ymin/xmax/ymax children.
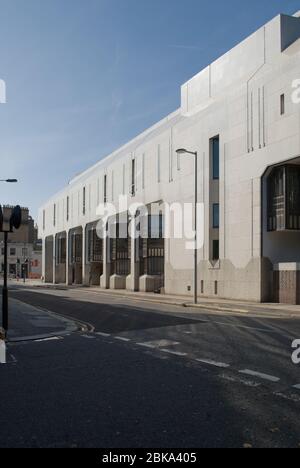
<box><xmin>1</xmin><ymin>286</ymin><xmax>300</xmax><ymax>448</ymax></box>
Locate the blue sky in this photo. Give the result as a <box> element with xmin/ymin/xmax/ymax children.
<box><xmin>0</xmin><ymin>0</ymin><xmax>299</xmax><ymax>220</ymax></box>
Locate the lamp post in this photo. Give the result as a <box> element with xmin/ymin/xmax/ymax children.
<box><xmin>176</xmin><ymin>148</ymin><xmax>198</xmax><ymax>305</ymax></box>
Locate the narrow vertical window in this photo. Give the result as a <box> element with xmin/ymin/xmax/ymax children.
<box><xmin>104</xmin><ymin>174</ymin><xmax>107</xmax><ymax>204</ymax></box>
<box><xmin>66</xmin><ymin>196</ymin><xmax>69</xmax><ymax>222</ymax></box>
<box><xmin>83</xmin><ymin>187</ymin><xmax>86</xmax><ymax>215</ymax></box>
<box><xmin>280</xmin><ymin>94</ymin><xmax>285</xmax><ymax>115</ymax></box>
<box><xmin>212</xmin><ymin>240</ymin><xmax>219</xmax><ymax>261</ymax></box>
<box><xmin>53</xmin><ymin>204</ymin><xmax>56</xmax><ymax>227</ymax></box>
<box><xmin>131</xmin><ymin>159</ymin><xmax>135</xmax><ymax>196</ymax></box>
<box><xmin>213</xmin><ymin>204</ymin><xmax>220</xmax><ymax>229</ymax></box>
<box><xmin>212</xmin><ymin>136</ymin><xmax>220</xmax><ymax>180</ymax></box>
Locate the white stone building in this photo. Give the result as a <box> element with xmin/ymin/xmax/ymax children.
<box><xmin>39</xmin><ymin>12</ymin><xmax>300</xmax><ymax>304</ymax></box>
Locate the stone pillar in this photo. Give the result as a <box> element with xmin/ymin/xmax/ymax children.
<box><xmin>53</xmin><ymin>235</ymin><xmax>56</xmax><ymax>285</ymax></box>
<box><xmin>42</xmin><ymin>238</ymin><xmax>46</xmax><ymax>282</ymax></box>
<box><xmin>66</xmin><ymin>231</ymin><xmax>72</xmax><ymax>286</ymax></box>
<box><xmin>82</xmin><ymin>225</ymin><xmax>89</xmax><ymax>286</ymax></box>
<box><xmin>100</xmin><ymin>234</ymin><xmax>110</xmax><ymax>289</ymax></box>
<box><xmin>126</xmin><ymin>235</ymin><xmax>139</xmax><ymax>291</ymax></box>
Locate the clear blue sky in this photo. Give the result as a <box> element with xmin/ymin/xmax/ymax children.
<box><xmin>0</xmin><ymin>0</ymin><xmax>299</xmax><ymax>221</ymax></box>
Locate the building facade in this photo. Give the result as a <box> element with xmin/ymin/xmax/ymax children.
<box><xmin>0</xmin><ymin>207</ymin><xmax>42</xmax><ymax>280</ymax></box>
<box><xmin>39</xmin><ymin>12</ymin><xmax>300</xmax><ymax>304</ymax></box>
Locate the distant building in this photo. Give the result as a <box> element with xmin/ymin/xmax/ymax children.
<box><xmin>0</xmin><ymin>207</ymin><xmax>42</xmax><ymax>279</ymax></box>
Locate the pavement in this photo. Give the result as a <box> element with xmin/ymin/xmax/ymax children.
<box><xmin>1</xmin><ymin>297</ymin><xmax>81</xmax><ymax>343</ymax></box>
<box><xmin>8</xmin><ymin>278</ymin><xmax>300</xmax><ymax>318</ymax></box>
<box><xmin>1</xmin><ymin>284</ymin><xmax>300</xmax><ymax>447</ymax></box>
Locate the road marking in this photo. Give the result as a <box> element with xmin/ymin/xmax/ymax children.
<box><xmin>35</xmin><ymin>336</ymin><xmax>63</xmax><ymax>342</ymax></box>
<box><xmin>96</xmin><ymin>332</ymin><xmax>111</xmax><ymax>337</ymax></box>
<box><xmin>219</xmin><ymin>373</ymin><xmax>261</xmax><ymax>388</ymax></box>
<box><xmin>137</xmin><ymin>339</ymin><xmax>180</xmax><ymax>348</ymax></box>
<box><xmin>196</xmin><ymin>358</ymin><xmax>230</xmax><ymax>369</ymax></box>
<box><xmin>275</xmin><ymin>392</ymin><xmax>300</xmax><ymax>403</ymax></box>
<box><xmin>136</xmin><ymin>343</ymin><xmax>156</xmax><ymax>349</ymax></box>
<box><xmin>82</xmin><ymin>334</ymin><xmax>95</xmax><ymax>339</ymax></box>
<box><xmin>115</xmin><ymin>337</ymin><xmax>131</xmax><ymax>342</ymax></box>
<box><xmin>161</xmin><ymin>349</ymin><xmax>187</xmax><ymax>357</ymax></box>
<box><xmin>239</xmin><ymin>369</ymin><xmax>280</xmax><ymax>383</ymax></box>
<box><xmin>292</xmin><ymin>384</ymin><xmax>300</xmax><ymax>390</ymax></box>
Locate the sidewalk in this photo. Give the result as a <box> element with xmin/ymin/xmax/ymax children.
<box><xmin>10</xmin><ymin>279</ymin><xmax>300</xmax><ymax>319</ymax></box>
<box><xmin>6</xmin><ymin>298</ymin><xmax>79</xmax><ymax>342</ymax></box>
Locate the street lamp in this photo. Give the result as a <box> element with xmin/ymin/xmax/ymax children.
<box><xmin>176</xmin><ymin>148</ymin><xmax>198</xmax><ymax>305</ymax></box>
<box><xmin>0</xmin><ymin>179</ymin><xmax>18</xmax><ymax>183</ymax></box>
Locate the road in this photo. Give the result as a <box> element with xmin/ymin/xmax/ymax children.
<box><xmin>1</xmin><ymin>285</ymin><xmax>300</xmax><ymax>448</ymax></box>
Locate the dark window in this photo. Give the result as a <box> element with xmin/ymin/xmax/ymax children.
<box><xmin>280</xmin><ymin>94</ymin><xmax>285</xmax><ymax>115</ymax></box>
<box><xmin>212</xmin><ymin>136</ymin><xmax>220</xmax><ymax>180</ymax></box>
<box><xmin>10</xmin><ymin>248</ymin><xmax>16</xmax><ymax>256</ymax></box>
<box><xmin>212</xmin><ymin>240</ymin><xmax>219</xmax><ymax>261</ymax></box>
<box><xmin>214</xmin><ymin>281</ymin><xmax>218</xmax><ymax>295</ymax></box>
<box><xmin>104</xmin><ymin>175</ymin><xmax>107</xmax><ymax>204</ymax></box>
<box><xmin>53</xmin><ymin>204</ymin><xmax>56</xmax><ymax>227</ymax></box>
<box><xmin>131</xmin><ymin>159</ymin><xmax>136</xmax><ymax>196</ymax></box>
<box><xmin>66</xmin><ymin>197</ymin><xmax>69</xmax><ymax>221</ymax></box>
<box><xmin>213</xmin><ymin>204</ymin><xmax>220</xmax><ymax>229</ymax></box>
<box><xmin>83</xmin><ymin>187</ymin><xmax>86</xmax><ymax>215</ymax></box>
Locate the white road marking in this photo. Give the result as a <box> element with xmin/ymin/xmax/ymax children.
<box><xmin>161</xmin><ymin>349</ymin><xmax>187</xmax><ymax>357</ymax></box>
<box><xmin>81</xmin><ymin>335</ymin><xmax>95</xmax><ymax>339</ymax></box>
<box><xmin>196</xmin><ymin>358</ymin><xmax>230</xmax><ymax>369</ymax></box>
<box><xmin>239</xmin><ymin>369</ymin><xmax>280</xmax><ymax>383</ymax></box>
<box><xmin>96</xmin><ymin>332</ymin><xmax>111</xmax><ymax>337</ymax></box>
<box><xmin>136</xmin><ymin>343</ymin><xmax>156</xmax><ymax>349</ymax></box>
<box><xmin>220</xmin><ymin>373</ymin><xmax>261</xmax><ymax>387</ymax></box>
<box><xmin>275</xmin><ymin>392</ymin><xmax>300</xmax><ymax>403</ymax></box>
<box><xmin>292</xmin><ymin>384</ymin><xmax>300</xmax><ymax>390</ymax></box>
<box><xmin>35</xmin><ymin>336</ymin><xmax>63</xmax><ymax>343</ymax></box>
<box><xmin>114</xmin><ymin>337</ymin><xmax>131</xmax><ymax>342</ymax></box>
<box><xmin>137</xmin><ymin>339</ymin><xmax>180</xmax><ymax>348</ymax></box>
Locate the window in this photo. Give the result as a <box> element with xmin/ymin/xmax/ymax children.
<box><xmin>211</xmin><ymin>136</ymin><xmax>220</xmax><ymax>180</ymax></box>
<box><xmin>10</xmin><ymin>248</ymin><xmax>16</xmax><ymax>256</ymax></box>
<box><xmin>213</xmin><ymin>204</ymin><xmax>220</xmax><ymax>229</ymax></box>
<box><xmin>280</xmin><ymin>94</ymin><xmax>285</xmax><ymax>115</ymax></box>
<box><xmin>53</xmin><ymin>204</ymin><xmax>56</xmax><ymax>227</ymax></box>
<box><xmin>104</xmin><ymin>175</ymin><xmax>107</xmax><ymax>204</ymax></box>
<box><xmin>131</xmin><ymin>159</ymin><xmax>136</xmax><ymax>196</ymax></box>
<box><xmin>212</xmin><ymin>240</ymin><xmax>219</xmax><ymax>261</ymax></box>
<box><xmin>66</xmin><ymin>197</ymin><xmax>69</xmax><ymax>222</ymax></box>
<box><xmin>83</xmin><ymin>187</ymin><xmax>86</xmax><ymax>215</ymax></box>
